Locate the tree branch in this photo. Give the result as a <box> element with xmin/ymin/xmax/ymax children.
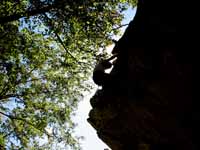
<box><xmin>16</xmin><ymin>76</ymin><xmax>45</xmax><ymax>86</ymax></box>
<box><xmin>112</xmin><ymin>24</ymin><xmax>129</xmax><ymax>30</ymax></box>
<box><xmin>0</xmin><ymin>4</ymin><xmax>54</xmax><ymax>24</ymax></box>
<box><xmin>0</xmin><ymin>111</ymin><xmax>42</xmax><ymax>132</ymax></box>
<box><xmin>0</xmin><ymin>111</ymin><xmax>53</xmax><ymax>142</ymax></box>
<box><xmin>3</xmin><ymin>131</ymin><xmax>14</xmax><ymax>139</ymax></box>
<box><xmin>0</xmin><ymin>94</ymin><xmax>22</xmax><ymax>101</ymax></box>
<box><xmin>54</xmin><ymin>33</ymin><xmax>81</xmax><ymax>64</ymax></box>
<box><xmin>0</xmin><ymin>76</ymin><xmax>45</xmax><ymax>102</ymax></box>
<box><xmin>0</xmin><ymin>111</ymin><xmax>11</xmax><ymax>118</ymax></box>
<box><xmin>43</xmin><ymin>13</ymin><xmax>90</xmax><ymax>67</ymax></box>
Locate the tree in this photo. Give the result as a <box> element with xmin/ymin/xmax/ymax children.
<box><xmin>0</xmin><ymin>0</ymin><xmax>136</xmax><ymax>149</ymax></box>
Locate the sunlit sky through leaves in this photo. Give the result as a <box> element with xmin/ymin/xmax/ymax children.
<box><xmin>73</xmin><ymin>7</ymin><xmax>136</xmax><ymax>150</ymax></box>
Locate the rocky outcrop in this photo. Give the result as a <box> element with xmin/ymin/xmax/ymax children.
<box><xmin>87</xmin><ymin>0</ymin><xmax>194</xmax><ymax>149</ymax></box>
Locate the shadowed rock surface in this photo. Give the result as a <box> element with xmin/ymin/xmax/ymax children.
<box><xmin>87</xmin><ymin>0</ymin><xmax>194</xmax><ymax>149</ymax></box>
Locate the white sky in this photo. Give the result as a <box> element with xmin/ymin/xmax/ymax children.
<box><xmin>73</xmin><ymin>7</ymin><xmax>136</xmax><ymax>150</ymax></box>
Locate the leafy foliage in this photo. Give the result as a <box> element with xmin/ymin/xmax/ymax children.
<box><xmin>0</xmin><ymin>0</ymin><xmax>136</xmax><ymax>149</ymax></box>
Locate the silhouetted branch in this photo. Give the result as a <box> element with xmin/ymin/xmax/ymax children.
<box><xmin>3</xmin><ymin>131</ymin><xmax>14</xmax><ymax>138</ymax></box>
<box><xmin>0</xmin><ymin>111</ymin><xmax>11</xmax><ymax>118</ymax></box>
<box><xmin>112</xmin><ymin>24</ymin><xmax>129</xmax><ymax>30</ymax></box>
<box><xmin>0</xmin><ymin>5</ymin><xmax>54</xmax><ymax>24</ymax></box>
<box><xmin>43</xmin><ymin>13</ymin><xmax>91</xmax><ymax>67</ymax></box>
<box><xmin>0</xmin><ymin>94</ymin><xmax>22</xmax><ymax>101</ymax></box>
<box><xmin>54</xmin><ymin>32</ymin><xmax>81</xmax><ymax>64</ymax></box>
<box><xmin>0</xmin><ymin>111</ymin><xmax>42</xmax><ymax>131</ymax></box>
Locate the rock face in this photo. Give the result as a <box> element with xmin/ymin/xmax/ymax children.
<box><xmin>88</xmin><ymin>0</ymin><xmax>194</xmax><ymax>150</ymax></box>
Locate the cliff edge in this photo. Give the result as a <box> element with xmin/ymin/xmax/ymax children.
<box><xmin>88</xmin><ymin>0</ymin><xmax>194</xmax><ymax>149</ymax></box>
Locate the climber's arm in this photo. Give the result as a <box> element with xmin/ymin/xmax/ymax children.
<box><xmin>92</xmin><ymin>54</ymin><xmax>118</xmax><ymax>86</ymax></box>
<box><xmin>105</xmin><ymin>53</ymin><xmax>118</xmax><ymax>62</ymax></box>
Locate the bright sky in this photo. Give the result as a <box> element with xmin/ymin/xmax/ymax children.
<box><xmin>73</xmin><ymin>7</ymin><xmax>136</xmax><ymax>150</ymax></box>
